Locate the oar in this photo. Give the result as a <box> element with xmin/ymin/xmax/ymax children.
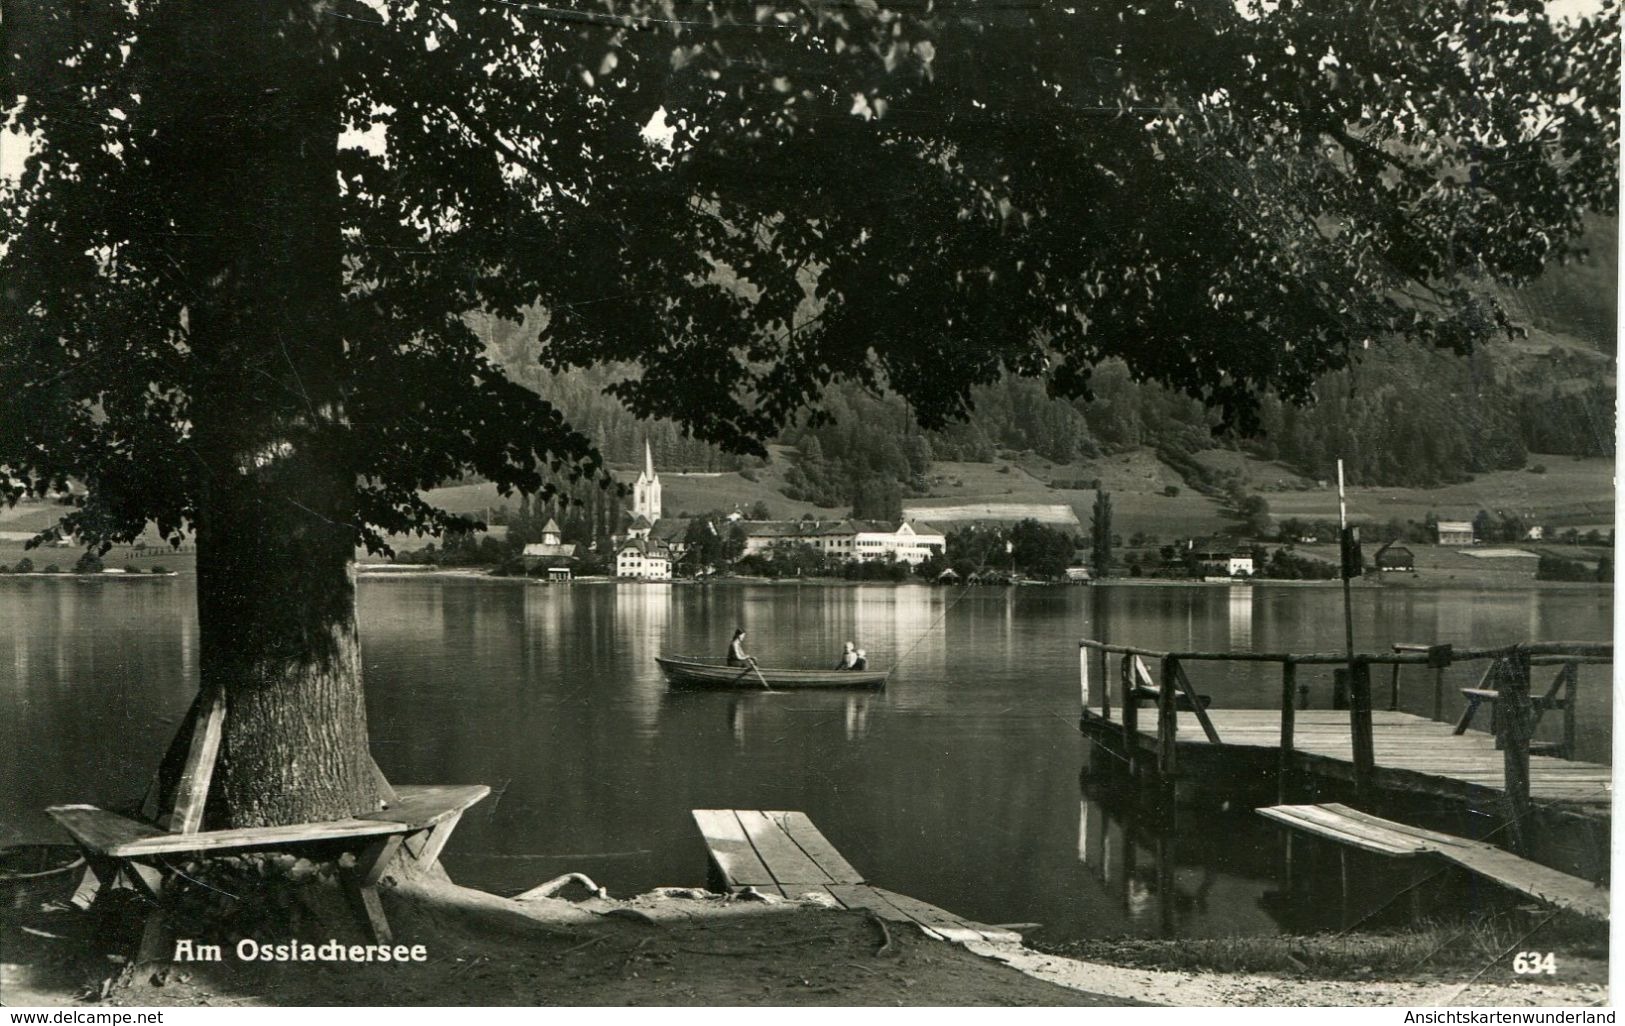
<box><xmin>748</xmin><ymin>661</ymin><xmax>773</xmax><ymax>692</ymax></box>
<box><xmin>730</xmin><ymin>659</ymin><xmax>772</xmax><ymax>691</ymax></box>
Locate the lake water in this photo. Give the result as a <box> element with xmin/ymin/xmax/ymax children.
<box><xmin>1</xmin><ymin>577</ymin><xmax>1611</xmax><ymax>941</ymax></box>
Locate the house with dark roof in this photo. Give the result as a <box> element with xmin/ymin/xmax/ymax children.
<box><xmin>1373</xmin><ymin>540</ymin><xmax>1415</xmax><ymax>572</ymax></box>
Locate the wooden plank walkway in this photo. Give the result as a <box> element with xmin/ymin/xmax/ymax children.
<box><xmin>1259</xmin><ymin>803</ymin><xmax>1610</xmax><ymax>921</ymax></box>
<box><xmin>692</xmin><ymin>809</ymin><xmax>1021</xmax><ymax>944</ymax></box>
<box><xmin>1112</xmin><ymin>709</ymin><xmax>1612</xmax><ymax>811</ymax></box>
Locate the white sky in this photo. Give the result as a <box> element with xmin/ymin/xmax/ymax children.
<box><xmin>1</xmin><ymin>0</ymin><xmax>1613</xmax><ymax>185</ymax></box>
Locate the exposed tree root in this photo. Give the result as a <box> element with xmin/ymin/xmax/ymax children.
<box><xmin>513</xmin><ymin>873</ymin><xmax>605</xmax><ymax>901</ymax></box>
<box><xmin>867</xmin><ymin>912</ymin><xmax>894</xmax><ymax>957</ymax></box>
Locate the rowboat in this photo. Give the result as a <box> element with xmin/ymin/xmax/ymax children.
<box><xmin>656</xmin><ymin>655</ymin><xmax>886</xmax><ymax>690</ymax></box>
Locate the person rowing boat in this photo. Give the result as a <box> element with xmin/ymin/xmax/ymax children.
<box><xmin>726</xmin><ymin>628</ymin><xmax>751</xmax><ymax>668</ymax></box>
<box><xmin>725</xmin><ymin>628</ymin><xmax>771</xmax><ymax>689</ymax></box>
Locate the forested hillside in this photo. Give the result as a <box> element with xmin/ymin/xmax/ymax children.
<box><xmin>473</xmin><ymin>216</ymin><xmax>1615</xmax><ymax>499</ymax></box>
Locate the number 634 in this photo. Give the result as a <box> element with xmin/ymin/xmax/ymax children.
<box><xmin>1512</xmin><ymin>952</ymin><xmax>1557</xmax><ymax>975</ymax></box>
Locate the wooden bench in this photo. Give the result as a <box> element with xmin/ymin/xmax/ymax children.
<box><xmin>1452</xmin><ymin>658</ymin><xmax>1578</xmax><ymax>759</ymax></box>
<box><xmin>1128</xmin><ymin>685</ymin><xmax>1212</xmax><ymax>711</ymax></box>
<box><xmin>1258</xmin><ymin>802</ymin><xmax>1608</xmax><ymax>922</ymax></box>
<box><xmin>45</xmin><ymin>682</ymin><xmax>488</xmax><ymax>957</ymax></box>
<box><xmin>50</xmin><ymin>784</ymin><xmax>488</xmax><ymax>950</ymax></box>
<box><xmin>691</xmin><ymin>809</ymin><xmax>1021</xmax><ymax>945</ymax></box>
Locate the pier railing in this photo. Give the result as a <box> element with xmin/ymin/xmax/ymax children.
<box><xmin>1077</xmin><ymin>638</ymin><xmax>1611</xmax><ymax>849</ymax></box>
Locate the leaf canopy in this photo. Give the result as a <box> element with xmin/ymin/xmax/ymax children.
<box><xmin>2</xmin><ymin>0</ymin><xmax>1616</xmax><ymax>547</ymax></box>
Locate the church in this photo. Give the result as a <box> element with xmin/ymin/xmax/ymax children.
<box><xmin>616</xmin><ymin>441</ymin><xmax>678</xmax><ymax>579</ymax></box>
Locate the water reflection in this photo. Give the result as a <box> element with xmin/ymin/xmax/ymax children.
<box><xmin>0</xmin><ymin>576</ymin><xmax>1611</xmax><ymax>942</ymax></box>
<box><xmin>1075</xmin><ymin>779</ymin><xmax>1277</xmax><ymax>938</ymax></box>
<box><xmin>1227</xmin><ymin>585</ymin><xmax>1253</xmax><ymax>650</ymax></box>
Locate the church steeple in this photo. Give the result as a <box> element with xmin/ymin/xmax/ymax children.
<box><xmin>633</xmin><ymin>437</ymin><xmax>662</xmax><ymax>523</ymax></box>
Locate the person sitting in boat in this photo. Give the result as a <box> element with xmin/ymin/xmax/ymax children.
<box><xmin>852</xmin><ymin>649</ymin><xmax>869</xmax><ymax>671</ymax></box>
<box><xmin>726</xmin><ymin>628</ymin><xmax>752</xmax><ymax>668</ymax></box>
<box><xmin>835</xmin><ymin>641</ymin><xmax>857</xmax><ymax>670</ymax></box>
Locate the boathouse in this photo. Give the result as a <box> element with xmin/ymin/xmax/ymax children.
<box><xmin>520</xmin><ymin>518</ymin><xmax>579</xmax><ymax>572</ymax></box>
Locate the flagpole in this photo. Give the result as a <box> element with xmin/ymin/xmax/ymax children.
<box><xmin>1338</xmin><ymin>459</ymin><xmax>1356</xmax><ymax>667</ymax></box>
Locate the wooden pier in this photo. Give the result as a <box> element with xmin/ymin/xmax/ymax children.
<box><xmin>1259</xmin><ymin>803</ymin><xmax>1608</xmax><ymax>921</ymax></box>
<box><xmin>692</xmin><ymin>808</ymin><xmax>1022</xmax><ymax>944</ymax></box>
<box><xmin>1076</xmin><ymin>639</ymin><xmax>1612</xmax><ymax>880</ymax></box>
<box><xmin>1082</xmin><ymin>708</ymin><xmax>1612</xmax><ymax>814</ymax></box>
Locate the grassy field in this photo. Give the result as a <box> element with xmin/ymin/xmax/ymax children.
<box><xmin>1265</xmin><ymin>456</ymin><xmax>1615</xmax><ymax>530</ymax></box>
<box><xmin>5</xmin><ymin>444</ymin><xmax>1610</xmax><ymax>567</ymax></box>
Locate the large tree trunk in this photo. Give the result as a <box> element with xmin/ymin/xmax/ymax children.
<box><xmin>148</xmin><ymin>2</ymin><xmax>376</xmax><ymax>828</ymax></box>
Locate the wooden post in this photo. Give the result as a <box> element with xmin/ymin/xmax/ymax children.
<box><xmin>1338</xmin><ymin>848</ymin><xmax>1351</xmax><ymax>929</ymax></box>
<box><xmin>1282</xmin><ymin>831</ymin><xmax>1296</xmax><ymax>897</ymax></box>
<box><xmin>1388</xmin><ymin>663</ymin><xmax>1401</xmax><ymax>711</ymax></box>
<box><xmin>1099</xmin><ymin>648</ymin><xmax>1111</xmax><ymax>722</ymax></box>
<box><xmin>166</xmin><ymin>684</ymin><xmax>225</xmax><ymax>834</ymax></box>
<box><xmin>1079</xmin><ymin>643</ymin><xmax>1090</xmax><ymax>713</ymax></box>
<box><xmin>1156</xmin><ymin>833</ymin><xmax>1175</xmax><ymax>938</ymax></box>
<box><xmin>1278</xmin><ymin>661</ymin><xmax>1297</xmax><ymax>804</ymax></box>
<box><xmin>1498</xmin><ymin>647</ymin><xmax>1534</xmax><ymax>854</ymax></box>
<box><xmin>1426</xmin><ymin>643</ymin><xmax>1453</xmax><ymax>722</ymax></box>
<box><xmin>1120</xmin><ymin>655</ymin><xmax>1137</xmax><ymax>745</ymax></box>
<box><xmin>1562</xmin><ymin>662</ymin><xmax>1578</xmax><ymax>761</ymax></box>
<box><xmin>1349</xmin><ymin>661</ymin><xmax>1376</xmax><ymax>803</ymax></box>
<box><xmin>1172</xmin><ymin>661</ymin><xmax>1221</xmax><ymax>743</ymax></box>
<box><xmin>1157</xmin><ymin>656</ymin><xmax>1179</xmax><ymax>784</ymax></box>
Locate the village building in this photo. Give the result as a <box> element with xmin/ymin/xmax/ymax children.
<box><xmin>738</xmin><ymin>521</ymin><xmax>812</xmax><ymax>556</ymax></box>
<box><xmin>610</xmin><ymin>444</ymin><xmax>945</xmax><ymax>572</ymax></box>
<box><xmin>1189</xmin><ymin>540</ymin><xmax>1254</xmax><ymax>577</ymax></box>
<box><xmin>1436</xmin><ymin>520</ymin><xmax>1476</xmax><ymax>546</ymax></box>
<box><xmin>520</xmin><ymin>518</ymin><xmax>578</xmax><ymax>575</ymax></box>
<box><xmin>1373</xmin><ymin>540</ymin><xmax>1416</xmax><ymax>572</ymax></box>
<box><xmin>625</xmin><ymin>513</ymin><xmax>655</xmax><ymax>541</ymax></box>
<box><xmin>615</xmin><ymin>537</ymin><xmax>672</xmax><ymax>580</ymax></box>
<box><xmin>852</xmin><ymin>520</ymin><xmax>945</xmax><ymax>564</ymax></box>
<box><xmin>737</xmin><ymin>518</ymin><xmax>946</xmax><ymax>565</ymax></box>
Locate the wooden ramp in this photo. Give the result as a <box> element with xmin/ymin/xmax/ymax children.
<box><xmin>691</xmin><ymin>809</ymin><xmax>1021</xmax><ymax>944</ymax></box>
<box><xmin>1105</xmin><ymin>709</ymin><xmax>1612</xmax><ymax>812</ymax></box>
<box><xmin>1259</xmin><ymin>803</ymin><xmax>1609</xmax><ymax>922</ymax></box>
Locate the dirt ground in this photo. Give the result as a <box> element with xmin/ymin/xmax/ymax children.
<box><xmin>3</xmin><ymin>869</ymin><xmax>1608</xmax><ymax>1008</ymax></box>
<box><xmin>2</xmin><ymin>874</ymin><xmax>1120</xmax><ymax>1007</ymax></box>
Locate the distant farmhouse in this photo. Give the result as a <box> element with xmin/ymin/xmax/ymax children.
<box><xmin>1190</xmin><ymin>540</ymin><xmax>1255</xmax><ymax>577</ymax></box>
<box><xmin>1435</xmin><ymin>520</ymin><xmax>1475</xmax><ymax>546</ymax></box>
<box><xmin>1373</xmin><ymin>540</ymin><xmax>1416</xmax><ymax>572</ymax></box>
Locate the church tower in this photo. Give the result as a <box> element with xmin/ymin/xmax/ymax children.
<box><xmin>632</xmin><ymin>439</ymin><xmax>662</xmax><ymax>523</ymax></box>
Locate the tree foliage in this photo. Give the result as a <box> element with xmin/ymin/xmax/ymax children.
<box><xmin>4</xmin><ymin>0</ymin><xmax>1617</xmax><ymax>549</ymax></box>
<box><xmin>1090</xmin><ymin>492</ymin><xmax>1114</xmax><ymax>573</ymax></box>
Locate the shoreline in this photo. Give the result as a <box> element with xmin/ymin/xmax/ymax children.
<box><xmin>4</xmin><ymin>877</ymin><xmax>1604</xmax><ymax>1008</ymax></box>
<box><xmin>346</xmin><ymin>566</ymin><xmax>1611</xmax><ymax>595</ymax></box>
<box><xmin>3</xmin><ymin>565</ymin><xmax>1607</xmax><ymax>596</ymax></box>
